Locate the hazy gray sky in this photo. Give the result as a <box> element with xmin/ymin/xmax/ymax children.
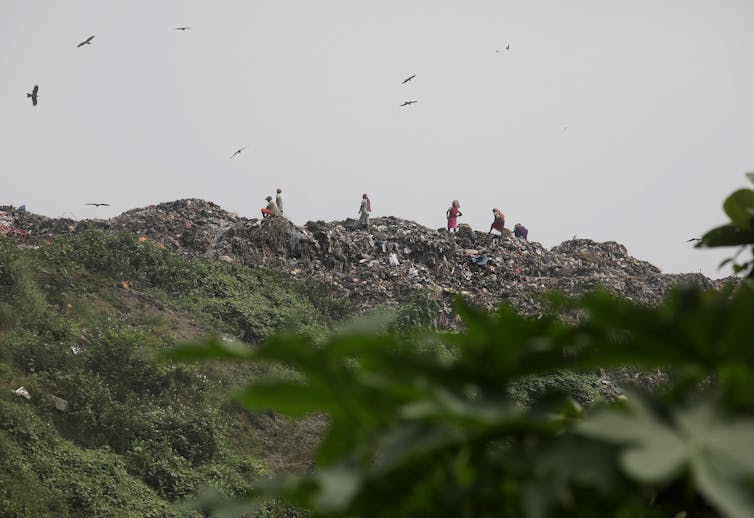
<box><xmin>3</xmin><ymin>1</ymin><xmax>754</xmax><ymax>277</ymax></box>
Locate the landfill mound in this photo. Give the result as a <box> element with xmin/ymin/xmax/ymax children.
<box><xmin>3</xmin><ymin>199</ymin><xmax>724</xmax><ymax>319</ymax></box>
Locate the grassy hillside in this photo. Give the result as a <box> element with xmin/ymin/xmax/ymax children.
<box><xmin>0</xmin><ymin>230</ymin><xmax>608</xmax><ymax>516</ymax></box>
<box><xmin>0</xmin><ymin>231</ymin><xmax>354</xmax><ymax>517</ymax></box>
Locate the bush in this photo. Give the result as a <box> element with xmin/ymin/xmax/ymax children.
<box><xmin>508</xmin><ymin>371</ymin><xmax>603</xmax><ymax>407</ymax></box>
<box><xmin>0</xmin><ymin>400</ymin><xmax>193</xmax><ymax>517</ymax></box>
<box><xmin>0</xmin><ymin>229</ymin><xmax>347</xmax><ymax>516</ymax></box>
<box><xmin>392</xmin><ymin>289</ymin><xmax>440</xmax><ymax>330</ymax></box>
<box><xmin>0</xmin><ymin>240</ymin><xmax>71</xmax><ymax>340</ymax></box>
<box><xmin>7</xmin><ymin>332</ymin><xmax>74</xmax><ymax>374</ymax></box>
<box><xmin>126</xmin><ymin>438</ymin><xmax>202</xmax><ymax>501</ymax></box>
<box><xmin>167</xmin><ymin>176</ymin><xmax>754</xmax><ymax>517</ymax></box>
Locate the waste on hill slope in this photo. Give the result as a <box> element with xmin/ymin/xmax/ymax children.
<box><xmin>4</xmin><ymin>199</ymin><xmax>732</xmax><ymax>399</ymax></box>
<box><xmin>5</xmin><ymin>199</ymin><xmax>725</xmax><ymax>322</ymax></box>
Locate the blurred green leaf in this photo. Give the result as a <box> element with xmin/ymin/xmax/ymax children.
<box><xmin>699</xmin><ymin>225</ymin><xmax>754</xmax><ymax>247</ymax></box>
<box><xmin>160</xmin><ymin>335</ymin><xmax>253</xmax><ymax>361</ymax></box>
<box><xmin>723</xmin><ymin>189</ymin><xmax>754</xmax><ymax>229</ymax></box>
<box><xmin>581</xmin><ymin>399</ymin><xmax>754</xmax><ymax>517</ymax></box>
<box><xmin>524</xmin><ymin>439</ymin><xmax>617</xmax><ymax>518</ymax></box>
<box><xmin>732</xmin><ymin>263</ymin><xmax>750</xmax><ymax>274</ymax></box>
<box><xmin>234</xmin><ymin>380</ymin><xmax>335</xmax><ymax>416</ymax></box>
<box><xmin>675</xmin><ymin>403</ymin><xmax>754</xmax><ymax>477</ymax></box>
<box><xmin>692</xmin><ymin>455</ymin><xmax>754</xmax><ymax>518</ymax></box>
<box><xmin>313</xmin><ymin>465</ymin><xmax>361</xmax><ymax>512</ymax></box>
<box><xmin>578</xmin><ymin>397</ymin><xmax>687</xmax><ymax>482</ymax></box>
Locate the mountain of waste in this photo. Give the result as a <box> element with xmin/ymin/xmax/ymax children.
<box><xmin>2</xmin><ymin>199</ymin><xmax>725</xmax><ymax>325</ymax></box>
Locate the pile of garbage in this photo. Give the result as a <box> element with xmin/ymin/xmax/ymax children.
<box><xmin>0</xmin><ymin>207</ymin><xmax>30</xmax><ymax>238</ymax></box>
<box><xmin>3</xmin><ymin>200</ymin><xmax>726</xmax><ymax>319</ymax></box>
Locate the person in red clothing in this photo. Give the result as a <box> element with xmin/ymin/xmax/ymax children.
<box><xmin>488</xmin><ymin>208</ymin><xmax>505</xmax><ymax>235</ymax></box>
<box><xmin>261</xmin><ymin>195</ymin><xmax>282</xmax><ymax>218</ymax></box>
<box><xmin>446</xmin><ymin>200</ymin><xmax>463</xmax><ymax>232</ymax></box>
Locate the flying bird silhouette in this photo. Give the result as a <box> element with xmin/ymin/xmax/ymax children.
<box><xmin>401</xmin><ymin>75</ymin><xmax>416</xmax><ymax>84</ymax></box>
<box><xmin>400</xmin><ymin>100</ymin><xmax>418</xmax><ymax>107</ymax></box>
<box><xmin>229</xmin><ymin>146</ymin><xmax>247</xmax><ymax>159</ymax></box>
<box><xmin>85</xmin><ymin>203</ymin><xmax>110</xmax><ymax>207</ymax></box>
<box><xmin>27</xmin><ymin>85</ymin><xmax>39</xmax><ymax>106</ymax></box>
<box><xmin>174</xmin><ymin>27</ymin><xmax>191</xmax><ymax>31</ymax></box>
<box><xmin>686</xmin><ymin>238</ymin><xmax>701</xmax><ymax>243</ymax></box>
<box><xmin>77</xmin><ymin>35</ymin><xmax>95</xmax><ymax>48</ymax></box>
<box><xmin>506</xmin><ymin>44</ymin><xmax>510</xmax><ymax>50</ymax></box>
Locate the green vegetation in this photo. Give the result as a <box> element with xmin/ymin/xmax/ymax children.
<box><xmin>168</xmin><ymin>176</ymin><xmax>754</xmax><ymax>517</ymax></box>
<box><xmin>0</xmin><ymin>231</ymin><xmax>353</xmax><ymax>516</ymax></box>
<box><xmin>42</xmin><ymin>231</ymin><xmax>348</xmax><ymax>341</ymax></box>
<box><xmin>3</xmin><ymin>175</ymin><xmax>753</xmax><ymax>516</ymax></box>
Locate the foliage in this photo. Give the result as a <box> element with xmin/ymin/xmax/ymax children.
<box><xmin>698</xmin><ymin>171</ymin><xmax>754</xmax><ymax>277</ymax></box>
<box><xmin>0</xmin><ymin>231</ymin><xmax>347</xmax><ymax>516</ymax></box>
<box><xmin>168</xmin><ymin>177</ymin><xmax>754</xmax><ymax>517</ymax></box>
<box><xmin>0</xmin><ymin>399</ymin><xmax>197</xmax><ymax>517</ymax></box>
<box><xmin>43</xmin><ymin>230</ymin><xmax>332</xmax><ymax>342</ymax></box>
<box><xmin>391</xmin><ymin>288</ymin><xmax>440</xmax><ymax>330</ymax></box>
<box><xmin>0</xmin><ymin>239</ymin><xmax>71</xmax><ymax>340</ymax></box>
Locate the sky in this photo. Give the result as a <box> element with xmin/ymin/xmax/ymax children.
<box><xmin>2</xmin><ymin>1</ymin><xmax>754</xmax><ymax>277</ymax></box>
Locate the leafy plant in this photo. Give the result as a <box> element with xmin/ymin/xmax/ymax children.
<box><xmin>167</xmin><ymin>176</ymin><xmax>754</xmax><ymax>517</ymax></box>
<box><xmin>698</xmin><ymin>172</ymin><xmax>754</xmax><ymax>277</ymax></box>
<box><xmin>0</xmin><ymin>226</ymin><xmax>355</xmax><ymax>516</ymax></box>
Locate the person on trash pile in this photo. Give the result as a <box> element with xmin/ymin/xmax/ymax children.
<box><xmin>514</xmin><ymin>223</ymin><xmax>528</xmax><ymax>240</ymax></box>
<box><xmin>488</xmin><ymin>208</ymin><xmax>505</xmax><ymax>235</ymax></box>
<box><xmin>446</xmin><ymin>200</ymin><xmax>463</xmax><ymax>232</ymax></box>
<box><xmin>358</xmin><ymin>193</ymin><xmax>371</xmax><ymax>230</ymax></box>
<box><xmin>276</xmin><ymin>188</ymin><xmax>284</xmax><ymax>214</ymax></box>
<box><xmin>261</xmin><ymin>195</ymin><xmax>282</xmax><ymax>218</ymax></box>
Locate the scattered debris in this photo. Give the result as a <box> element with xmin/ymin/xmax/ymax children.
<box><xmin>13</xmin><ymin>387</ymin><xmax>31</xmax><ymax>400</ymax></box>
<box><xmin>3</xmin><ymin>199</ymin><xmax>734</xmax><ymax>405</ymax></box>
<box><xmin>47</xmin><ymin>394</ymin><xmax>69</xmax><ymax>412</ymax></box>
<box><xmin>5</xmin><ymin>199</ymin><xmax>731</xmax><ymax>324</ymax></box>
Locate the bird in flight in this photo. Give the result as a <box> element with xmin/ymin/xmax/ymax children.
<box><xmin>230</xmin><ymin>146</ymin><xmax>248</xmax><ymax>159</ymax></box>
<box><xmin>174</xmin><ymin>27</ymin><xmax>191</xmax><ymax>31</ymax></box>
<box><xmin>400</xmin><ymin>100</ymin><xmax>418</xmax><ymax>107</ymax></box>
<box><xmin>506</xmin><ymin>44</ymin><xmax>510</xmax><ymax>50</ymax></box>
<box><xmin>686</xmin><ymin>238</ymin><xmax>701</xmax><ymax>243</ymax></box>
<box><xmin>77</xmin><ymin>35</ymin><xmax>95</xmax><ymax>48</ymax></box>
<box><xmin>85</xmin><ymin>203</ymin><xmax>110</xmax><ymax>207</ymax></box>
<box><xmin>27</xmin><ymin>85</ymin><xmax>39</xmax><ymax>106</ymax></box>
<box><xmin>401</xmin><ymin>74</ymin><xmax>416</xmax><ymax>84</ymax></box>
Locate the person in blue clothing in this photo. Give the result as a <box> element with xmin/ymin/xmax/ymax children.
<box><xmin>514</xmin><ymin>223</ymin><xmax>528</xmax><ymax>240</ymax></box>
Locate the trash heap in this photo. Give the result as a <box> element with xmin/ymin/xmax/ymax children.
<box><xmin>0</xmin><ymin>206</ymin><xmax>32</xmax><ymax>237</ymax></box>
<box><xmin>5</xmin><ymin>199</ymin><xmax>727</xmax><ymax>320</ymax></box>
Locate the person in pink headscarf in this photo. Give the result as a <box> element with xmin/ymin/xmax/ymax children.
<box><xmin>488</xmin><ymin>208</ymin><xmax>505</xmax><ymax>235</ymax></box>
<box><xmin>446</xmin><ymin>200</ymin><xmax>463</xmax><ymax>232</ymax></box>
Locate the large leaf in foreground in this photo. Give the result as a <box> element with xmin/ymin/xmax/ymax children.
<box><xmin>723</xmin><ymin>189</ymin><xmax>754</xmax><ymax>229</ymax></box>
<box><xmin>161</xmin><ymin>335</ymin><xmax>253</xmax><ymax>361</ymax></box>
<box><xmin>579</xmin><ymin>397</ymin><xmax>754</xmax><ymax>518</ymax></box>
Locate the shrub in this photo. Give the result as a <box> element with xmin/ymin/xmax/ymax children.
<box><xmin>7</xmin><ymin>331</ymin><xmax>74</xmax><ymax>374</ymax></box>
<box><xmin>166</xmin><ymin>176</ymin><xmax>754</xmax><ymax>517</ymax></box>
<box><xmin>126</xmin><ymin>438</ymin><xmax>202</xmax><ymax>501</ymax></box>
<box><xmin>392</xmin><ymin>288</ymin><xmax>440</xmax><ymax>330</ymax></box>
